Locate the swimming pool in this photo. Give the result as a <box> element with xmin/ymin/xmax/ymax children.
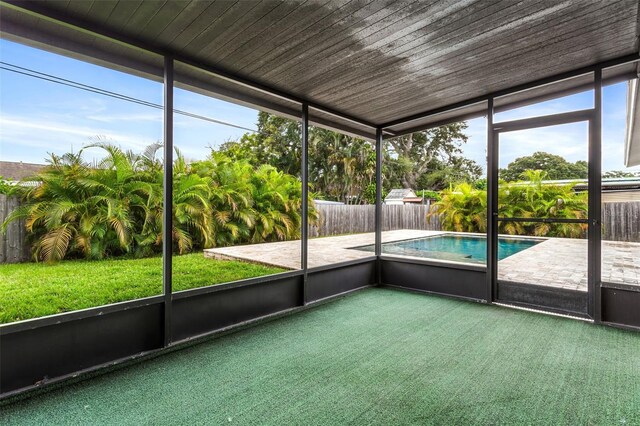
<box><xmin>354</xmin><ymin>234</ymin><xmax>541</xmax><ymax>264</ymax></box>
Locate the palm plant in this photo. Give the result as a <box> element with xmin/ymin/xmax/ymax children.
<box><xmin>429</xmin><ymin>182</ymin><xmax>486</xmax><ymax>232</ymax></box>
<box><xmin>3</xmin><ymin>145</ymin><xmax>158</xmax><ymax>261</ymax></box>
<box><xmin>171</xmin><ymin>173</ymin><xmax>213</xmax><ymax>253</ymax></box>
<box><xmin>429</xmin><ymin>170</ymin><xmax>588</xmax><ymax>238</ymax></box>
<box><xmin>498</xmin><ymin>170</ymin><xmax>587</xmax><ymax>237</ymax></box>
<box><xmin>192</xmin><ymin>153</ymin><xmax>316</xmax><ymax>245</ymax></box>
<box><xmin>251</xmin><ymin>165</ymin><xmax>301</xmax><ymax>242</ymax></box>
<box><xmin>193</xmin><ymin>153</ymin><xmax>256</xmax><ymax>247</ymax></box>
<box><xmin>3</xmin><ymin>143</ymin><xmax>319</xmax><ymax>262</ymax></box>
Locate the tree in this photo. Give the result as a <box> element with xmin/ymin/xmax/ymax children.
<box><xmin>602</xmin><ymin>170</ymin><xmax>640</xmax><ymax>178</ymax></box>
<box><xmin>221</xmin><ymin>114</ymin><xmax>477</xmax><ymax>202</ymax></box>
<box><xmin>220</xmin><ymin>111</ymin><xmax>301</xmax><ymax>176</ymax></box>
<box><xmin>415</xmin><ymin>156</ymin><xmax>482</xmax><ymax>191</ymax></box>
<box><xmin>500</xmin><ymin>151</ymin><xmax>588</xmax><ymax>182</ymax></box>
<box><xmin>385</xmin><ymin>122</ymin><xmax>476</xmax><ymax>189</ymax></box>
<box><xmin>307</xmin><ymin>128</ymin><xmax>376</xmax><ymax>204</ymax></box>
<box><xmin>220</xmin><ymin>115</ymin><xmax>377</xmax><ymax>204</ymax></box>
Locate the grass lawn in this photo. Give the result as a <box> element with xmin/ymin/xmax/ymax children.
<box><xmin>0</xmin><ymin>254</ymin><xmax>285</xmax><ymax>324</ymax></box>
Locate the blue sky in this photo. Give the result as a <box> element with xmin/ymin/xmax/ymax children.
<box><xmin>1</xmin><ymin>38</ymin><xmax>638</xmax><ymax>175</ymax></box>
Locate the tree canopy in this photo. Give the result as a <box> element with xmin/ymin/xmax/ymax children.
<box><xmin>219</xmin><ymin>113</ymin><xmax>482</xmax><ymax>203</ymax></box>
<box><xmin>500</xmin><ymin>151</ymin><xmax>588</xmax><ymax>182</ymax></box>
<box><xmin>385</xmin><ymin>122</ymin><xmax>480</xmax><ymax>190</ymax></box>
<box><xmin>602</xmin><ymin>170</ymin><xmax>640</xmax><ymax>178</ymax></box>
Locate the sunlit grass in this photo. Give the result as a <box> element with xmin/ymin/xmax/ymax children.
<box><xmin>0</xmin><ymin>254</ymin><xmax>285</xmax><ymax>324</ymax></box>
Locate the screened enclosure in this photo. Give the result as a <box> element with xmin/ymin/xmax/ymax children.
<box><xmin>0</xmin><ymin>0</ymin><xmax>639</xmax><ymax>401</ymax></box>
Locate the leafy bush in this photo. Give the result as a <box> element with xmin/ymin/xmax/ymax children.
<box><xmin>361</xmin><ymin>183</ymin><xmax>387</xmax><ymax>205</ymax></box>
<box><xmin>498</xmin><ymin>170</ymin><xmax>587</xmax><ymax>237</ymax></box>
<box><xmin>429</xmin><ymin>170</ymin><xmax>588</xmax><ymax>237</ymax></box>
<box><xmin>416</xmin><ymin>190</ymin><xmax>442</xmax><ymax>201</ymax></box>
<box><xmin>428</xmin><ymin>183</ymin><xmax>486</xmax><ymax>232</ymax></box>
<box><xmin>0</xmin><ymin>176</ymin><xmax>18</xmax><ymax>195</ymax></box>
<box><xmin>2</xmin><ymin>144</ymin><xmax>316</xmax><ymax>262</ymax></box>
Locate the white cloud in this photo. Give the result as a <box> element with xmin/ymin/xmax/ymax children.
<box><xmin>86</xmin><ymin>112</ymin><xmax>163</xmax><ymax>123</ymax></box>
<box><xmin>0</xmin><ymin>114</ymin><xmax>161</xmax><ymax>163</ymax></box>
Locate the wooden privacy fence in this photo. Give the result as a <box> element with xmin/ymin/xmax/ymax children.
<box><xmin>309</xmin><ymin>204</ymin><xmax>440</xmax><ymax>238</ymax></box>
<box><xmin>311</xmin><ymin>202</ymin><xmax>640</xmax><ymax>242</ymax></box>
<box><xmin>0</xmin><ymin>195</ymin><xmax>30</xmax><ymax>264</ymax></box>
<box><xmin>0</xmin><ymin>199</ymin><xmax>638</xmax><ymax>263</ymax></box>
<box><xmin>602</xmin><ymin>202</ymin><xmax>640</xmax><ymax>242</ymax></box>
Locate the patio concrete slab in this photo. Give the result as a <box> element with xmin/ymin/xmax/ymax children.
<box><xmin>499</xmin><ymin>238</ymin><xmax>640</xmax><ymax>290</ymax></box>
<box><xmin>204</xmin><ymin>230</ymin><xmax>444</xmax><ymax>269</ymax></box>
<box><xmin>204</xmin><ymin>230</ymin><xmax>640</xmax><ymax>290</ymax></box>
<box><xmin>498</xmin><ymin>238</ymin><xmax>588</xmax><ymax>291</ymax></box>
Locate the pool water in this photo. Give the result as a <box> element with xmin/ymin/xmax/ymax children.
<box><xmin>355</xmin><ymin>234</ymin><xmax>541</xmax><ymax>264</ymax></box>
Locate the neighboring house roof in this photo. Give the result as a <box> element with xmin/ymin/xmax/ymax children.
<box><xmin>625</xmin><ymin>78</ymin><xmax>640</xmax><ymax>167</ymax></box>
<box><xmin>384</xmin><ymin>189</ymin><xmax>418</xmax><ymax>202</ymax></box>
<box><xmin>313</xmin><ymin>199</ymin><xmax>345</xmax><ymax>205</ymax></box>
<box><xmin>586</xmin><ymin>178</ymin><xmax>640</xmax><ymax>191</ymax></box>
<box><xmin>511</xmin><ymin>178</ymin><xmax>640</xmax><ymax>191</ymax></box>
<box><xmin>0</xmin><ymin>161</ymin><xmax>45</xmax><ymax>180</ymax></box>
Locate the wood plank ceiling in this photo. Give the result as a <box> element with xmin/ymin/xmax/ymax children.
<box><xmin>1</xmin><ymin>0</ymin><xmax>639</xmax><ymax>138</ymax></box>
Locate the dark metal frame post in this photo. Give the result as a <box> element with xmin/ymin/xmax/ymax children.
<box><xmin>486</xmin><ymin>98</ymin><xmax>497</xmax><ymax>303</ymax></box>
<box><xmin>375</xmin><ymin>127</ymin><xmax>383</xmax><ymax>284</ymax></box>
<box><xmin>301</xmin><ymin>103</ymin><xmax>309</xmax><ymax>303</ymax></box>
<box><xmin>162</xmin><ymin>56</ymin><xmax>174</xmax><ymax>346</ymax></box>
<box><xmin>589</xmin><ymin>69</ymin><xmax>603</xmax><ymax>322</ymax></box>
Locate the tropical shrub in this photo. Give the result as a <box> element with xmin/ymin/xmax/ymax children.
<box><xmin>429</xmin><ymin>170</ymin><xmax>588</xmax><ymax>237</ymax></box>
<box><xmin>428</xmin><ymin>182</ymin><xmax>486</xmax><ymax>232</ymax></box>
<box><xmin>416</xmin><ymin>190</ymin><xmax>442</xmax><ymax>201</ymax></box>
<box><xmin>2</xmin><ymin>145</ymin><xmax>162</xmax><ymax>261</ymax></box>
<box><xmin>362</xmin><ymin>183</ymin><xmax>387</xmax><ymax>205</ymax></box>
<box><xmin>2</xmin><ymin>144</ymin><xmax>316</xmax><ymax>262</ymax></box>
<box><xmin>0</xmin><ymin>176</ymin><xmax>17</xmax><ymax>195</ymax></box>
<box><xmin>497</xmin><ymin>170</ymin><xmax>587</xmax><ymax>237</ymax></box>
<box><xmin>191</xmin><ymin>153</ymin><xmax>317</xmax><ymax>246</ymax></box>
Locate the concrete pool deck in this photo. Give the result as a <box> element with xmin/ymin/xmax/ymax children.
<box><xmin>205</xmin><ymin>230</ymin><xmax>440</xmax><ymax>269</ymax></box>
<box><xmin>204</xmin><ymin>230</ymin><xmax>640</xmax><ymax>290</ymax></box>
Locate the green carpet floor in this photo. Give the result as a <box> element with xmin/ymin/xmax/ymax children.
<box><xmin>1</xmin><ymin>288</ymin><xmax>639</xmax><ymax>425</ymax></box>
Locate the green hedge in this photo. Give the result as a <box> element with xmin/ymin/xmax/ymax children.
<box><xmin>429</xmin><ymin>170</ymin><xmax>588</xmax><ymax>237</ymax></box>
<box><xmin>2</xmin><ymin>144</ymin><xmax>317</xmax><ymax>262</ymax></box>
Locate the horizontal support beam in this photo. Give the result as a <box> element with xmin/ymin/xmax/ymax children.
<box><xmin>383</xmin><ymin>108</ymin><xmax>487</xmax><ymax>140</ymax></box>
<box><xmin>0</xmin><ymin>296</ymin><xmax>164</xmax><ymax>336</ymax></box>
<box><xmin>493</xmin><ymin>109</ymin><xmax>594</xmax><ymax>132</ymax></box>
<box><xmin>493</xmin><ymin>72</ymin><xmax>635</xmax><ymax>114</ymax></box>
<box><xmin>171</xmin><ymin>270</ymin><xmax>305</xmax><ymax>300</ymax></box>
